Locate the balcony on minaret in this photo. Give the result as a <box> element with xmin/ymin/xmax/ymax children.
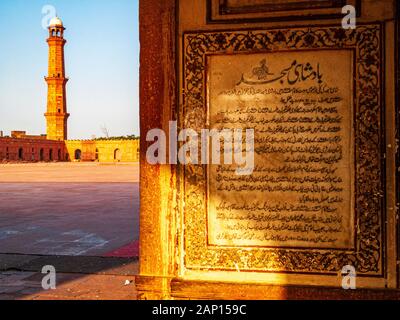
<box><xmin>48</xmin><ymin>16</ymin><xmax>65</xmax><ymax>38</ymax></box>
<box><xmin>44</xmin><ymin>76</ymin><xmax>69</xmax><ymax>83</ymax></box>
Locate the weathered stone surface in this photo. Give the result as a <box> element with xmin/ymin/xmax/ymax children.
<box><xmin>136</xmin><ymin>0</ymin><xmax>177</xmax><ymax>300</ymax></box>
<box><xmin>137</xmin><ymin>0</ymin><xmax>400</xmax><ymax>299</ymax></box>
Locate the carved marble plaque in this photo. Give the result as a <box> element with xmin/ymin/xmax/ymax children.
<box><xmin>207</xmin><ymin>50</ymin><xmax>355</xmax><ymax>249</ymax></box>
<box><xmin>182</xmin><ymin>25</ymin><xmax>384</xmax><ymax>276</ymax></box>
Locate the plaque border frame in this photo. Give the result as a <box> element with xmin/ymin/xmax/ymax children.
<box><xmin>206</xmin><ymin>0</ymin><xmax>361</xmax><ymax>24</ymax></box>
<box><xmin>181</xmin><ymin>24</ymin><xmax>385</xmax><ymax>276</ymax></box>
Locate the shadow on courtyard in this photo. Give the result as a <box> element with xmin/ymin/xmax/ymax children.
<box><xmin>0</xmin><ymin>163</ymin><xmax>140</xmax><ymax>299</ymax></box>
<box><xmin>0</xmin><ymin>253</ymin><xmax>138</xmax><ymax>299</ymax></box>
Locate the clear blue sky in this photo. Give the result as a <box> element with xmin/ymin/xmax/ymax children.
<box><xmin>0</xmin><ymin>0</ymin><xmax>139</xmax><ymax>139</ymax></box>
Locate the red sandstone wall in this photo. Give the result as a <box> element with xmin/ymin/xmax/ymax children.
<box><xmin>0</xmin><ymin>138</ymin><xmax>139</xmax><ymax>163</ymax></box>
<box><xmin>0</xmin><ymin>138</ymin><xmax>66</xmax><ymax>162</ymax></box>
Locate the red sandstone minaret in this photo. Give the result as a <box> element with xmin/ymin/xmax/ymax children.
<box><xmin>44</xmin><ymin>16</ymin><xmax>69</xmax><ymax>141</ymax></box>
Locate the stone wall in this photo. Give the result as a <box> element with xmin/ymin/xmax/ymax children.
<box><xmin>136</xmin><ymin>0</ymin><xmax>400</xmax><ymax>299</ymax></box>
<box><xmin>0</xmin><ymin>138</ymin><xmax>139</xmax><ymax>163</ymax></box>
<box><xmin>0</xmin><ymin>138</ymin><xmax>65</xmax><ymax>162</ymax></box>
<box><xmin>65</xmin><ymin>139</ymin><xmax>140</xmax><ymax>162</ymax></box>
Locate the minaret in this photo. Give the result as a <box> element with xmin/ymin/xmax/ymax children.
<box><xmin>45</xmin><ymin>16</ymin><xmax>69</xmax><ymax>141</ymax></box>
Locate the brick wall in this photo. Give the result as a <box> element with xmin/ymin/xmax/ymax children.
<box><xmin>0</xmin><ymin>138</ymin><xmax>66</xmax><ymax>162</ymax></box>
<box><xmin>0</xmin><ymin>138</ymin><xmax>139</xmax><ymax>163</ymax></box>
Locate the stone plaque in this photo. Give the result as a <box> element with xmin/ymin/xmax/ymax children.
<box><xmin>182</xmin><ymin>25</ymin><xmax>383</xmax><ymax>276</ymax></box>
<box><xmin>207</xmin><ymin>50</ymin><xmax>355</xmax><ymax>249</ymax></box>
<box><xmin>136</xmin><ymin>0</ymin><xmax>399</xmax><ymax>298</ymax></box>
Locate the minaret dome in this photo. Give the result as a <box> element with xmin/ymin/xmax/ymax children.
<box><xmin>49</xmin><ymin>16</ymin><xmax>63</xmax><ymax>27</ymax></box>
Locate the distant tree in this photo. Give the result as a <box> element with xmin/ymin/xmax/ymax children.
<box><xmin>94</xmin><ymin>134</ymin><xmax>139</xmax><ymax>141</ymax></box>
<box><xmin>100</xmin><ymin>124</ymin><xmax>110</xmax><ymax>139</ymax></box>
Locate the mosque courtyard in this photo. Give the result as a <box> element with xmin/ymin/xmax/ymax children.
<box><xmin>0</xmin><ymin>162</ymin><xmax>139</xmax><ymax>257</ymax></box>
<box><xmin>0</xmin><ymin>162</ymin><xmax>139</xmax><ymax>300</ymax></box>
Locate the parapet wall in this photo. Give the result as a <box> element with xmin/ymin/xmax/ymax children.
<box><xmin>65</xmin><ymin>139</ymin><xmax>140</xmax><ymax>162</ymax></box>
<box><xmin>0</xmin><ymin>138</ymin><xmax>140</xmax><ymax>163</ymax></box>
<box><xmin>0</xmin><ymin>137</ymin><xmax>65</xmax><ymax>162</ymax></box>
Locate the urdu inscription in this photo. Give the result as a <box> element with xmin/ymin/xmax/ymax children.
<box><xmin>208</xmin><ymin>50</ymin><xmax>355</xmax><ymax>249</ymax></box>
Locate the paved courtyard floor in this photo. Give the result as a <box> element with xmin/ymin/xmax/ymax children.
<box><xmin>0</xmin><ymin>163</ymin><xmax>139</xmax><ymax>257</ymax></box>
<box><xmin>0</xmin><ymin>271</ymin><xmax>138</xmax><ymax>300</ymax></box>
<box><xmin>0</xmin><ymin>254</ymin><xmax>138</xmax><ymax>300</ymax></box>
